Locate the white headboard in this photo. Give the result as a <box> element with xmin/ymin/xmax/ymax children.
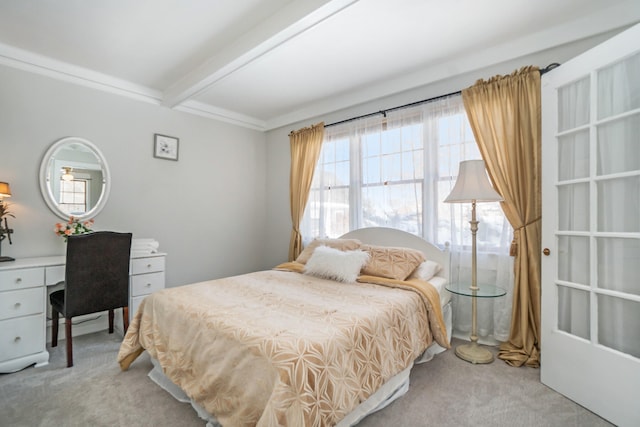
<box><xmin>339</xmin><ymin>227</ymin><xmax>449</xmax><ymax>281</ymax></box>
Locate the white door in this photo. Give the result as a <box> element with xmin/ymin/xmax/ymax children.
<box><xmin>541</xmin><ymin>23</ymin><xmax>640</xmax><ymax>427</ymax></box>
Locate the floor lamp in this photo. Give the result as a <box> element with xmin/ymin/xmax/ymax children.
<box><xmin>445</xmin><ymin>160</ymin><xmax>503</xmax><ymax>364</ymax></box>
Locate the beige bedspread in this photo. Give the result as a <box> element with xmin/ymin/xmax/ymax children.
<box><xmin>118</xmin><ymin>268</ymin><xmax>448</xmax><ymax>427</ymax></box>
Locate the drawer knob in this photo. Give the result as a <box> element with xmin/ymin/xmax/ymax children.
<box><xmin>15</xmin><ymin>277</ymin><xmax>22</xmax><ymax>284</ymax></box>
<box><xmin>145</xmin><ymin>283</ymin><xmax>151</xmax><ymax>287</ymax></box>
<box><xmin>14</xmin><ymin>302</ymin><xmax>21</xmax><ymax>309</ymax></box>
<box><xmin>14</xmin><ymin>336</ymin><xmax>21</xmax><ymax>343</ymax></box>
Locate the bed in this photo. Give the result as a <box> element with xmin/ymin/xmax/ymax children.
<box><xmin>118</xmin><ymin>227</ymin><xmax>452</xmax><ymax>427</ymax></box>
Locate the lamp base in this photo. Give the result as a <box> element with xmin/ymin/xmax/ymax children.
<box><xmin>0</xmin><ymin>256</ymin><xmax>15</xmax><ymax>262</ymax></box>
<box><xmin>455</xmin><ymin>342</ymin><xmax>494</xmax><ymax>364</ymax></box>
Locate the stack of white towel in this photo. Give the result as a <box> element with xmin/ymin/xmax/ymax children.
<box><xmin>131</xmin><ymin>238</ymin><xmax>160</xmax><ymax>257</ymax></box>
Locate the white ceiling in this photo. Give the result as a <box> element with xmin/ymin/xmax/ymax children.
<box><xmin>0</xmin><ymin>0</ymin><xmax>638</xmax><ymax>131</ymax></box>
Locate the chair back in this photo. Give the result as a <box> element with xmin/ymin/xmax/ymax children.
<box><xmin>64</xmin><ymin>231</ymin><xmax>132</xmax><ymax>318</ymax></box>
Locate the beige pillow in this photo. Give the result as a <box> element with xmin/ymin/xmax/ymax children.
<box><xmin>295</xmin><ymin>238</ymin><xmax>362</xmax><ymax>264</ymax></box>
<box><xmin>361</xmin><ymin>244</ymin><xmax>426</xmax><ymax>280</ymax></box>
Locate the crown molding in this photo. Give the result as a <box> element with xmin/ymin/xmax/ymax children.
<box><xmin>176</xmin><ymin>100</ymin><xmax>267</xmax><ymax>131</ymax></box>
<box><xmin>0</xmin><ymin>42</ymin><xmax>162</xmax><ymax>104</ymax></box>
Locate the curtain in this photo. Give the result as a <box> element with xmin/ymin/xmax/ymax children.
<box><xmin>288</xmin><ymin>122</ymin><xmax>325</xmax><ymax>261</ymax></box>
<box><xmin>462</xmin><ymin>66</ymin><xmax>542</xmax><ymax>367</ymax></box>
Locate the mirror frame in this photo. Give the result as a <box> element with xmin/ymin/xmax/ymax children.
<box><xmin>39</xmin><ymin>137</ymin><xmax>111</xmax><ymax>221</ymax></box>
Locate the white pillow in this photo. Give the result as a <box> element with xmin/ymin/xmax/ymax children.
<box><xmin>303</xmin><ymin>245</ymin><xmax>370</xmax><ymax>283</ymax></box>
<box><xmin>409</xmin><ymin>260</ymin><xmax>442</xmax><ymax>281</ymax></box>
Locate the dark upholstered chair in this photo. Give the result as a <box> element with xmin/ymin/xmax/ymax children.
<box><xmin>50</xmin><ymin>231</ymin><xmax>132</xmax><ymax>367</ymax></box>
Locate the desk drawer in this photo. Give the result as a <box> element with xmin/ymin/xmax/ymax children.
<box><xmin>131</xmin><ymin>271</ymin><xmax>164</xmax><ymax>297</ymax></box>
<box><xmin>0</xmin><ymin>288</ymin><xmax>44</xmax><ymax>321</ymax></box>
<box><xmin>131</xmin><ymin>257</ymin><xmax>165</xmax><ymax>275</ymax></box>
<box><xmin>0</xmin><ymin>268</ymin><xmax>44</xmax><ymax>292</ymax></box>
<box><xmin>0</xmin><ymin>314</ymin><xmax>44</xmax><ymax>361</ymax></box>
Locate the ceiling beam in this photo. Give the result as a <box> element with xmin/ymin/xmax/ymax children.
<box><xmin>162</xmin><ymin>0</ymin><xmax>359</xmax><ymax>108</ymax></box>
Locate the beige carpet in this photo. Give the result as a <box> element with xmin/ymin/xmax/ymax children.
<box><xmin>0</xmin><ymin>332</ymin><xmax>611</xmax><ymax>427</ymax></box>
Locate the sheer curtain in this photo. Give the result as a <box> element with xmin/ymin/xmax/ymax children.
<box><xmin>301</xmin><ymin>95</ymin><xmax>514</xmax><ymax>342</ymax></box>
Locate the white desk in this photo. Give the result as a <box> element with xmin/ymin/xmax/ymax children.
<box><xmin>0</xmin><ymin>253</ymin><xmax>166</xmax><ymax>373</ymax></box>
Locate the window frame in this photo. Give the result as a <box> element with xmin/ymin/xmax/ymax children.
<box><xmin>302</xmin><ymin>94</ymin><xmax>508</xmax><ymax>252</ymax></box>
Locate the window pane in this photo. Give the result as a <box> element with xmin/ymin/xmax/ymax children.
<box><xmin>597</xmin><ymin>237</ymin><xmax>640</xmax><ymax>296</ymax></box>
<box><xmin>558</xmin><ymin>130</ymin><xmax>589</xmax><ymax>181</ymax></box>
<box><xmin>598</xmin><ymin>295</ymin><xmax>640</xmax><ymax>357</ymax></box>
<box><xmin>363</xmin><ymin>157</ymin><xmax>381</xmax><ymax>184</ymax></box>
<box><xmin>558</xmin><ymin>285</ymin><xmax>590</xmax><ymax>339</ymax></box>
<box><xmin>558</xmin><ymin>236</ymin><xmax>590</xmax><ymax>286</ymax></box>
<box><xmin>401</xmin><ymin>150</ymin><xmax>423</xmax><ymax>180</ymax></box>
<box><xmin>598</xmin><ymin>51</ymin><xmax>640</xmax><ymax>119</ymax></box>
<box><xmin>401</xmin><ymin>124</ymin><xmax>423</xmax><ymax>151</ymax></box>
<box><xmin>597</xmin><ymin>176</ymin><xmax>640</xmax><ymax>233</ymax></box>
<box><xmin>362</xmin><ymin>182</ymin><xmax>422</xmax><ymax>234</ymax></box>
<box><xmin>597</xmin><ymin>113</ymin><xmax>640</xmax><ymax>176</ymax></box>
<box><xmin>558</xmin><ymin>183</ymin><xmax>589</xmax><ymax>231</ymax></box>
<box><xmin>381</xmin><ymin>130</ymin><xmax>401</xmax><ymax>154</ymax></box>
<box><xmin>382</xmin><ymin>153</ymin><xmax>401</xmax><ymax>181</ymax></box>
<box><xmin>558</xmin><ymin>77</ymin><xmax>590</xmax><ymax>131</ymax></box>
<box><xmin>322</xmin><ymin>187</ymin><xmax>350</xmax><ymax>237</ymax></box>
<box><xmin>335</xmin><ymin>138</ymin><xmax>349</xmax><ymax>162</ymax></box>
<box><xmin>362</xmin><ymin>134</ymin><xmax>380</xmax><ymax>157</ymax></box>
<box><xmin>335</xmin><ymin>161</ymin><xmax>349</xmax><ymax>186</ymax></box>
<box><xmin>323</xmin><ymin>163</ymin><xmax>337</xmax><ymax>187</ymax></box>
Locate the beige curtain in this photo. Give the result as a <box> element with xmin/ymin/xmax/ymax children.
<box><xmin>462</xmin><ymin>66</ymin><xmax>542</xmax><ymax>367</ymax></box>
<box><xmin>288</xmin><ymin>122</ymin><xmax>325</xmax><ymax>261</ymax></box>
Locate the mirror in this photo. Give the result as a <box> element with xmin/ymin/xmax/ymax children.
<box><xmin>39</xmin><ymin>137</ymin><xmax>111</xmax><ymax>220</ymax></box>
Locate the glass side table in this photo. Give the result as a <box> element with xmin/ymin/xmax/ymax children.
<box><xmin>446</xmin><ymin>283</ymin><xmax>506</xmax><ymax>364</ymax></box>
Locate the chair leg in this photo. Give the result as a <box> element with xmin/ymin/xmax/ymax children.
<box><xmin>108</xmin><ymin>309</ymin><xmax>114</xmax><ymax>334</ymax></box>
<box><xmin>123</xmin><ymin>307</ymin><xmax>129</xmax><ymax>334</ymax></box>
<box><xmin>65</xmin><ymin>318</ymin><xmax>73</xmax><ymax>368</ymax></box>
<box><xmin>52</xmin><ymin>309</ymin><xmax>59</xmax><ymax>347</ymax></box>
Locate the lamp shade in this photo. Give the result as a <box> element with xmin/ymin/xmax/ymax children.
<box><xmin>0</xmin><ymin>182</ymin><xmax>11</xmax><ymax>198</ymax></box>
<box><xmin>444</xmin><ymin>160</ymin><xmax>502</xmax><ymax>203</ymax></box>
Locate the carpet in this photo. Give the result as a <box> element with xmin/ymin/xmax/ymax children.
<box><xmin>0</xmin><ymin>332</ymin><xmax>612</xmax><ymax>426</ymax></box>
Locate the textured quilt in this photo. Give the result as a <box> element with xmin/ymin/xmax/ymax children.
<box><xmin>118</xmin><ymin>267</ymin><xmax>448</xmax><ymax>427</ymax></box>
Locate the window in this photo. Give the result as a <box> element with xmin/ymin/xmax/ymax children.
<box><xmin>59</xmin><ymin>179</ymin><xmax>88</xmax><ymax>215</ymax></box>
<box><xmin>302</xmin><ymin>94</ymin><xmax>508</xmax><ymax>251</ymax></box>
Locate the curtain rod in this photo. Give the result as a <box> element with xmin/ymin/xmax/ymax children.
<box><xmin>324</xmin><ymin>63</ymin><xmax>560</xmax><ymax>129</ymax></box>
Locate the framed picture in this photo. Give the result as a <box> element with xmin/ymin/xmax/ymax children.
<box><xmin>154</xmin><ymin>134</ymin><xmax>179</xmax><ymax>161</ymax></box>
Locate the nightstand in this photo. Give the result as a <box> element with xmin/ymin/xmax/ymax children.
<box><xmin>446</xmin><ymin>283</ymin><xmax>506</xmax><ymax>364</ymax></box>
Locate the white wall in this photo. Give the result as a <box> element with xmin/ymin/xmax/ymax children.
<box><xmin>0</xmin><ymin>28</ymin><xmax>626</xmax><ymax>283</ymax></box>
<box><xmin>0</xmin><ymin>65</ymin><xmax>268</xmax><ymax>287</ymax></box>
<box><xmin>264</xmin><ymin>29</ymin><xmax>624</xmax><ymax>267</ymax></box>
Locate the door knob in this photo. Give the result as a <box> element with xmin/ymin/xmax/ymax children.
<box><xmin>543</xmin><ymin>248</ymin><xmax>550</xmax><ymax>256</ymax></box>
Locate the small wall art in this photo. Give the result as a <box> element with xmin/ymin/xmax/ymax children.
<box><xmin>153</xmin><ymin>134</ymin><xmax>179</xmax><ymax>161</ymax></box>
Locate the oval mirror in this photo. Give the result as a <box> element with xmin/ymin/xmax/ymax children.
<box><xmin>39</xmin><ymin>137</ymin><xmax>111</xmax><ymax>221</ymax></box>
